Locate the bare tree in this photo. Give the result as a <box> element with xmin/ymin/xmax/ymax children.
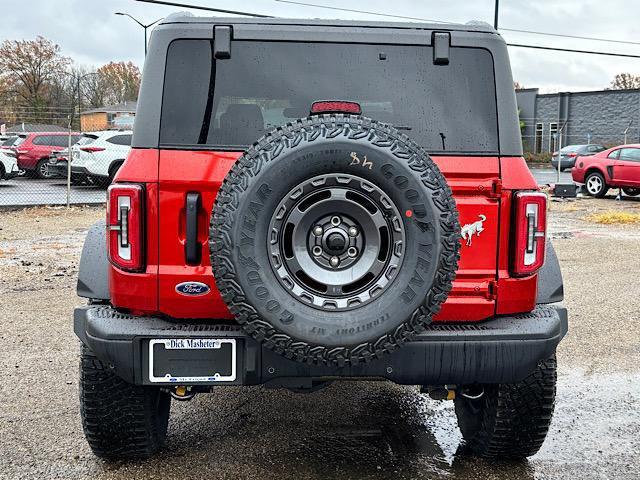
<box><xmin>0</xmin><ymin>36</ymin><xmax>71</xmax><ymax>121</ymax></box>
<box><xmin>96</xmin><ymin>61</ymin><xmax>141</xmax><ymax>105</ymax></box>
<box><xmin>0</xmin><ymin>36</ymin><xmax>142</xmax><ymax>128</ymax></box>
<box><xmin>609</xmin><ymin>73</ymin><xmax>640</xmax><ymax>90</ymax></box>
<box><xmin>81</xmin><ymin>70</ymin><xmax>108</xmax><ymax>109</ymax></box>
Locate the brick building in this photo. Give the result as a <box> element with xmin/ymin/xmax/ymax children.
<box><xmin>80</xmin><ymin>101</ymin><xmax>137</xmax><ymax>132</ymax></box>
<box><xmin>516</xmin><ymin>88</ymin><xmax>640</xmax><ymax>153</ymax></box>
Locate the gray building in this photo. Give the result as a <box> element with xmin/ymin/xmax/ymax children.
<box><xmin>516</xmin><ymin>88</ymin><xmax>640</xmax><ymax>154</ymax></box>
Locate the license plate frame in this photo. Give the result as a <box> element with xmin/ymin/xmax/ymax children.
<box><xmin>148</xmin><ymin>338</ymin><xmax>237</xmax><ymax>383</ymax></box>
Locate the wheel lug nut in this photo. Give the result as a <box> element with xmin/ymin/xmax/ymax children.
<box><xmin>312</xmin><ymin>246</ymin><xmax>323</xmax><ymax>257</ymax></box>
<box><xmin>313</xmin><ymin>225</ymin><xmax>323</xmax><ymax>236</ymax></box>
<box><xmin>347</xmin><ymin>247</ymin><xmax>358</xmax><ymax>258</ymax></box>
<box><xmin>331</xmin><ymin>216</ymin><xmax>341</xmax><ymax>226</ymax></box>
<box><xmin>330</xmin><ymin>256</ymin><xmax>340</xmax><ymax>267</ymax></box>
<box><xmin>348</xmin><ymin>226</ymin><xmax>358</xmax><ymax>237</ymax></box>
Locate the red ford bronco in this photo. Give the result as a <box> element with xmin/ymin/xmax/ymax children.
<box><xmin>74</xmin><ymin>14</ymin><xmax>567</xmax><ymax>460</ymax></box>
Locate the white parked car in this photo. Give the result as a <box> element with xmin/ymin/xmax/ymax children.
<box><xmin>49</xmin><ymin>130</ymin><xmax>132</xmax><ymax>186</ymax></box>
<box><xmin>0</xmin><ymin>149</ymin><xmax>20</xmax><ymax>180</ymax></box>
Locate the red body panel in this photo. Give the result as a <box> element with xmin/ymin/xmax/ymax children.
<box><xmin>109</xmin><ymin>150</ymin><xmax>540</xmax><ymax>322</ymax></box>
<box><xmin>431</xmin><ymin>156</ymin><xmax>501</xmax><ymax>321</ymax></box>
<box><xmin>15</xmin><ymin>132</ymin><xmax>78</xmax><ymax>171</ymax></box>
<box><xmin>572</xmin><ymin>144</ymin><xmax>640</xmax><ymax>188</ymax></box>
<box><xmin>156</xmin><ymin>150</ymin><xmax>241</xmax><ymax>319</ymax></box>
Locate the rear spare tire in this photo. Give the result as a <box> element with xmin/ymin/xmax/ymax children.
<box><xmin>210</xmin><ymin>115</ymin><xmax>459</xmax><ymax>365</ymax></box>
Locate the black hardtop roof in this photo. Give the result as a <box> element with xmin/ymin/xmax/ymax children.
<box><xmin>134</xmin><ymin>13</ymin><xmax>521</xmax><ymax>155</ymax></box>
<box><xmin>158</xmin><ymin>14</ymin><xmax>497</xmax><ymax>35</ymax></box>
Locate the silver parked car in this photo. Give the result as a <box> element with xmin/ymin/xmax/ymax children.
<box><xmin>551</xmin><ymin>144</ymin><xmax>605</xmax><ymax>171</ymax></box>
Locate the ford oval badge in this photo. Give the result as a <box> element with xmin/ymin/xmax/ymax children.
<box><xmin>175</xmin><ymin>281</ymin><xmax>210</xmax><ymax>296</ymax></box>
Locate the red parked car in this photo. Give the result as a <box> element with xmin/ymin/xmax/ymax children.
<box><xmin>15</xmin><ymin>132</ymin><xmax>81</xmax><ymax>178</ymax></box>
<box><xmin>572</xmin><ymin>144</ymin><xmax>640</xmax><ymax>197</ymax></box>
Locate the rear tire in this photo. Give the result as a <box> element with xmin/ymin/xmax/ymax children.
<box><xmin>35</xmin><ymin>158</ymin><xmax>52</xmax><ymax>179</ymax></box>
<box><xmin>622</xmin><ymin>187</ymin><xmax>640</xmax><ymax>197</ymax></box>
<box><xmin>79</xmin><ymin>344</ymin><xmax>171</xmax><ymax>459</ymax></box>
<box><xmin>454</xmin><ymin>356</ymin><xmax>557</xmax><ymax>459</ymax></box>
<box><xmin>108</xmin><ymin>161</ymin><xmax>123</xmax><ymax>185</ymax></box>
<box><xmin>584</xmin><ymin>171</ymin><xmax>608</xmax><ymax>198</ymax></box>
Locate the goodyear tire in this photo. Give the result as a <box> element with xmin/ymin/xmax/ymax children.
<box><xmin>454</xmin><ymin>356</ymin><xmax>557</xmax><ymax>459</ymax></box>
<box><xmin>79</xmin><ymin>344</ymin><xmax>171</xmax><ymax>459</ymax></box>
<box><xmin>210</xmin><ymin>115</ymin><xmax>459</xmax><ymax>366</ymax></box>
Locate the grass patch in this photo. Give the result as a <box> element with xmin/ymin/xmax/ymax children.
<box><xmin>586</xmin><ymin>211</ymin><xmax>640</xmax><ymax>224</ymax></box>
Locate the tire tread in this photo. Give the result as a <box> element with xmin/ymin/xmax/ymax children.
<box><xmin>79</xmin><ymin>345</ymin><xmax>170</xmax><ymax>459</ymax></box>
<box><xmin>210</xmin><ymin>114</ymin><xmax>460</xmax><ymax>366</ymax></box>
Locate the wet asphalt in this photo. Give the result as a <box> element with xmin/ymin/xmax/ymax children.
<box><xmin>1</xmin><ymin>201</ymin><xmax>639</xmax><ymax>479</ymax></box>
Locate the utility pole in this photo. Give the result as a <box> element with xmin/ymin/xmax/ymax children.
<box><xmin>115</xmin><ymin>13</ymin><xmax>162</xmax><ymax>56</ymax></box>
<box><xmin>623</xmin><ymin>119</ymin><xmax>633</xmax><ymax>144</ymax></box>
<box><xmin>556</xmin><ymin>121</ymin><xmax>567</xmax><ymax>183</ymax></box>
<box><xmin>494</xmin><ymin>0</ymin><xmax>499</xmax><ymax>29</ymax></box>
<box><xmin>67</xmin><ymin>115</ymin><xmax>72</xmax><ymax>209</ymax></box>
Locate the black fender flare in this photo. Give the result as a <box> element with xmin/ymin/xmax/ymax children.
<box><xmin>77</xmin><ymin>220</ymin><xmax>110</xmax><ymax>301</ymax></box>
<box><xmin>536</xmin><ymin>240</ymin><xmax>564</xmax><ymax>304</ymax></box>
<box><xmin>108</xmin><ymin>159</ymin><xmax>124</xmax><ymax>178</ymax></box>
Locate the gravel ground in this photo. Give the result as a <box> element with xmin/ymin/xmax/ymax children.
<box><xmin>0</xmin><ymin>199</ymin><xmax>639</xmax><ymax>480</ymax></box>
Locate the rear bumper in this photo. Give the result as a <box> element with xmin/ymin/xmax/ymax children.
<box><xmin>571</xmin><ymin>168</ymin><xmax>586</xmax><ymax>183</ymax></box>
<box><xmin>2</xmin><ymin>167</ymin><xmax>21</xmax><ymax>179</ymax></box>
<box><xmin>74</xmin><ymin>305</ymin><xmax>568</xmax><ymax>387</ymax></box>
<box><xmin>48</xmin><ymin>163</ymin><xmax>107</xmax><ymax>182</ymax></box>
<box><xmin>48</xmin><ymin>162</ymin><xmax>87</xmax><ymax>178</ymax></box>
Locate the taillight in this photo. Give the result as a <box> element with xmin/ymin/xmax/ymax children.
<box><xmin>567</xmin><ymin>152</ymin><xmax>577</xmax><ymax>157</ymax></box>
<box><xmin>311</xmin><ymin>100</ymin><xmax>362</xmax><ymax>115</ymax></box>
<box><xmin>107</xmin><ymin>184</ymin><xmax>144</xmax><ymax>271</ymax></box>
<box><xmin>511</xmin><ymin>191</ymin><xmax>546</xmax><ymax>276</ymax></box>
<box><xmin>80</xmin><ymin>146</ymin><xmax>106</xmax><ymax>153</ymax></box>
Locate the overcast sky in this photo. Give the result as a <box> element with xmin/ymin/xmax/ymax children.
<box><xmin>3</xmin><ymin>0</ymin><xmax>639</xmax><ymax>92</ymax></box>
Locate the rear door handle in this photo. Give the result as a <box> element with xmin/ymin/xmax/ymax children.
<box><xmin>185</xmin><ymin>192</ymin><xmax>202</xmax><ymax>265</ymax></box>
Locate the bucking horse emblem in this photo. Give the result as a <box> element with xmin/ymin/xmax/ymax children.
<box><xmin>461</xmin><ymin>214</ymin><xmax>486</xmax><ymax>246</ymax></box>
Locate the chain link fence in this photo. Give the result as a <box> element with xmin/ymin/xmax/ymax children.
<box><xmin>1</xmin><ymin>109</ymin><xmax>133</xmax><ymax>207</ymax></box>
<box><xmin>2</xmin><ymin>110</ymin><xmax>638</xmax><ymax>208</ymax></box>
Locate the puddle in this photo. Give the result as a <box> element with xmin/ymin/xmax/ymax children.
<box><xmin>78</xmin><ymin>368</ymin><xmax>640</xmax><ymax>480</ymax></box>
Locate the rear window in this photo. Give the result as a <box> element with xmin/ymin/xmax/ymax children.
<box><xmin>560</xmin><ymin>145</ymin><xmax>581</xmax><ymax>152</ymax></box>
<box><xmin>77</xmin><ymin>134</ymin><xmax>98</xmax><ymax>146</ymax></box>
<box><xmin>32</xmin><ymin>135</ymin><xmax>80</xmax><ymax>147</ymax></box>
<box><xmin>106</xmin><ymin>134</ymin><xmax>132</xmax><ymax>146</ymax></box>
<box><xmin>1</xmin><ymin>136</ymin><xmax>19</xmax><ymax>147</ymax></box>
<box><xmin>587</xmin><ymin>145</ymin><xmax>604</xmax><ymax>153</ymax></box>
<box><xmin>160</xmin><ymin>40</ymin><xmax>498</xmax><ymax>154</ymax></box>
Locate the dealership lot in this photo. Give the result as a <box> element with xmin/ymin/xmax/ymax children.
<box><xmin>0</xmin><ymin>198</ymin><xmax>638</xmax><ymax>479</ymax></box>
<box><xmin>0</xmin><ymin>177</ymin><xmax>106</xmax><ymax>207</ymax></box>
<box><xmin>0</xmin><ymin>168</ymin><xmax>572</xmax><ymax>208</ymax></box>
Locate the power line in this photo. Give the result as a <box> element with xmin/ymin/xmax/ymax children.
<box><xmin>501</xmin><ymin>27</ymin><xmax>640</xmax><ymax>47</ymax></box>
<box><xmin>135</xmin><ymin>0</ymin><xmax>640</xmax><ymax>58</ymax></box>
<box><xmin>135</xmin><ymin>0</ymin><xmax>272</xmax><ymax>17</ymax></box>
<box><xmin>508</xmin><ymin>43</ymin><xmax>640</xmax><ymax>59</ymax></box>
<box><xmin>275</xmin><ymin>0</ymin><xmax>446</xmax><ymax>23</ymax></box>
<box><xmin>276</xmin><ymin>0</ymin><xmax>640</xmax><ymax>48</ymax></box>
